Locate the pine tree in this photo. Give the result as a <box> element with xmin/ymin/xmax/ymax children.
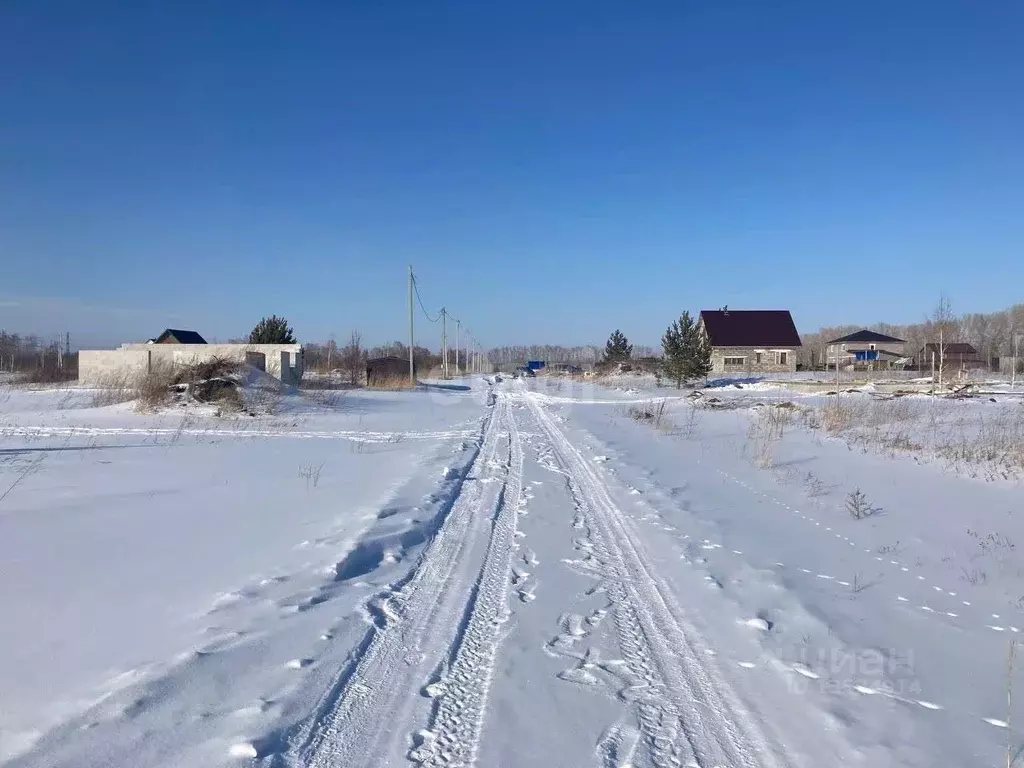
<box><xmin>603</xmin><ymin>329</ymin><xmax>633</xmax><ymax>363</ymax></box>
<box><xmin>661</xmin><ymin>316</ymin><xmax>688</xmax><ymax>388</ymax></box>
<box><xmin>248</xmin><ymin>315</ymin><xmax>296</xmax><ymax>344</ymax></box>
<box><xmin>662</xmin><ymin>311</ymin><xmax>710</xmax><ymax>387</ymax></box>
<box><xmin>685</xmin><ymin>320</ymin><xmax>713</xmax><ymax>382</ymax></box>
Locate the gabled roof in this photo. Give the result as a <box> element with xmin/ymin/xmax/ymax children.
<box><xmin>699</xmin><ymin>310</ymin><xmax>802</xmax><ymax>348</ymax></box>
<box><xmin>155</xmin><ymin>329</ymin><xmax>207</xmax><ymax>344</ymax></box>
<box><xmin>922</xmin><ymin>342</ymin><xmax>978</xmax><ymax>355</ymax></box>
<box><xmin>828</xmin><ymin>329</ymin><xmax>906</xmax><ymax>344</ymax></box>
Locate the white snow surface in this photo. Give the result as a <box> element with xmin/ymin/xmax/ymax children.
<box><xmin>1</xmin><ymin>375</ymin><xmax>1022</xmax><ymax>767</ymax></box>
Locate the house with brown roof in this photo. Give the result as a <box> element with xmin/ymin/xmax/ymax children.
<box><xmin>698</xmin><ymin>309</ymin><xmax>801</xmax><ymax>374</ymax></box>
<box><xmin>914</xmin><ymin>342</ymin><xmax>987</xmax><ymax>371</ymax></box>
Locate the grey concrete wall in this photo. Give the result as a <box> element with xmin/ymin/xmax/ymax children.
<box><xmin>711</xmin><ymin>346</ymin><xmax>798</xmax><ymax>375</ymax></box>
<box><xmin>79</xmin><ymin>350</ymin><xmax>152</xmax><ymax>384</ymax></box>
<box><xmin>120</xmin><ymin>343</ymin><xmax>303</xmax><ymax>384</ymax></box>
<box><xmin>79</xmin><ymin>344</ymin><xmax>304</xmax><ymax>385</ymax></box>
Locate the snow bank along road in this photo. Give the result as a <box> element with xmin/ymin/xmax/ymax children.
<box><xmin>282</xmin><ymin>381</ymin><xmax>868</xmax><ymax>768</ymax></box>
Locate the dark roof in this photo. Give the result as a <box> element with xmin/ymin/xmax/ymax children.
<box><xmin>699</xmin><ymin>310</ymin><xmax>802</xmax><ymax>348</ymax></box>
<box><xmin>828</xmin><ymin>329</ymin><xmax>906</xmax><ymax>344</ymax></box>
<box><xmin>923</xmin><ymin>342</ymin><xmax>978</xmax><ymax>355</ymax></box>
<box><xmin>155</xmin><ymin>329</ymin><xmax>207</xmax><ymax>344</ymax></box>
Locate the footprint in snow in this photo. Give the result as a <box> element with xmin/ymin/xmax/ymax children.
<box><xmin>523</xmin><ymin>548</ymin><xmax>539</xmax><ymax>566</ymax></box>
<box><xmin>423</xmin><ymin>680</ymin><xmax>447</xmax><ymax>698</ymax></box>
<box><xmin>229</xmin><ymin>743</ymin><xmax>258</xmax><ymax>758</ymax></box>
<box><xmin>518</xmin><ymin>582</ymin><xmax>538</xmax><ymax>603</ymax></box>
<box><xmin>286</xmin><ymin>658</ymin><xmax>313</xmax><ymax>670</ymax></box>
<box><xmin>791</xmin><ymin>663</ymin><xmax>820</xmax><ymax>679</ymax></box>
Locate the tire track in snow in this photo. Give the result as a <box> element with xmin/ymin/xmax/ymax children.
<box><xmin>408</xmin><ymin>394</ymin><xmax>524</xmax><ymax>766</ymax></box>
<box><xmin>522</xmin><ymin>390</ymin><xmax>791</xmax><ymax>768</ymax></box>
<box><xmin>285</xmin><ymin>393</ymin><xmax>515</xmax><ymax>768</ymax></box>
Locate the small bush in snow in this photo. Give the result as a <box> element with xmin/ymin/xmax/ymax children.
<box><xmin>803</xmin><ymin>471</ymin><xmax>827</xmax><ymax>497</ymax></box>
<box><xmin>628</xmin><ymin>400</ymin><xmax>669</xmax><ymax>430</ymax></box>
<box><xmin>299</xmin><ymin>462</ymin><xmax>324</xmax><ymax>489</ymax></box>
<box><xmin>846</xmin><ymin>488</ymin><xmax>880</xmax><ymax>520</ymax></box>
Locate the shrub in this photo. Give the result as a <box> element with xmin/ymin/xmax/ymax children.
<box><xmin>846</xmin><ymin>488</ymin><xmax>881</xmax><ymax>519</ymax></box>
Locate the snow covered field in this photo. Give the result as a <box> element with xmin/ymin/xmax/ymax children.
<box><xmin>2</xmin><ymin>375</ymin><xmax>1023</xmax><ymax>767</ymax></box>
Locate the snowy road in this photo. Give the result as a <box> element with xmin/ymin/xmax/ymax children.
<box><xmin>281</xmin><ymin>382</ymin><xmax>865</xmax><ymax>767</ymax></box>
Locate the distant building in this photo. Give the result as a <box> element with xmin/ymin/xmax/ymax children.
<box><xmin>151</xmin><ymin>329</ymin><xmax>208</xmax><ymax>345</ymax></box>
<box><xmin>698</xmin><ymin>309</ymin><xmax>801</xmax><ymax>374</ymax></box>
<box><xmin>80</xmin><ymin>331</ymin><xmax>302</xmax><ymax>385</ymax></box>
<box><xmin>915</xmin><ymin>342</ymin><xmax>987</xmax><ymax>371</ymax></box>
<box><xmin>827</xmin><ymin>329</ymin><xmax>907</xmax><ymax>369</ymax></box>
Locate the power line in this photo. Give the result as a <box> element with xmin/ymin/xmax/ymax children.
<box><xmin>411</xmin><ymin>274</ymin><xmax>443</xmax><ymax>323</ymax></box>
<box><xmin>408</xmin><ymin>266</ymin><xmax>486</xmax><ymax>379</ymax></box>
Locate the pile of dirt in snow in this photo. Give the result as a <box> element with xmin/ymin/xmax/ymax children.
<box><xmin>141</xmin><ymin>359</ymin><xmax>290</xmax><ymax>415</ymax></box>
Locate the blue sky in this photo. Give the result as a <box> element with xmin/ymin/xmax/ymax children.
<box><xmin>1</xmin><ymin>2</ymin><xmax>1021</xmax><ymax>349</ymax></box>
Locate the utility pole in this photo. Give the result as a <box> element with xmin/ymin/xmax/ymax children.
<box><xmin>441</xmin><ymin>308</ymin><xmax>448</xmax><ymax>379</ymax></box>
<box><xmin>408</xmin><ymin>265</ymin><xmax>415</xmax><ymax>384</ymax></box>
<box><xmin>455</xmin><ymin>318</ymin><xmax>460</xmax><ymax>376</ymax></box>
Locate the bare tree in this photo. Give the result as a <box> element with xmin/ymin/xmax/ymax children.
<box><xmin>341</xmin><ymin>330</ymin><xmax>364</xmax><ymax>386</ymax></box>
<box><xmin>326</xmin><ymin>335</ymin><xmax>337</xmax><ymax>372</ymax></box>
<box><xmin>932</xmin><ymin>294</ymin><xmax>956</xmax><ymax>388</ymax></box>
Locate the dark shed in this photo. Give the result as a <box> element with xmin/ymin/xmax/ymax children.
<box><xmin>366</xmin><ymin>356</ymin><xmax>413</xmax><ymax>386</ymax></box>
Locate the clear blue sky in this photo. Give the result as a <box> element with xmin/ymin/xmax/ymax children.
<box><xmin>1</xmin><ymin>1</ymin><xmax>1021</xmax><ymax>349</ymax></box>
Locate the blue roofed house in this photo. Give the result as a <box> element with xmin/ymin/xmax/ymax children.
<box><xmin>827</xmin><ymin>330</ymin><xmax>907</xmax><ymax>370</ymax></box>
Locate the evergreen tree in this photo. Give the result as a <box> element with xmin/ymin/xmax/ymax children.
<box><xmin>662</xmin><ymin>311</ymin><xmax>710</xmax><ymax>387</ymax></box>
<box><xmin>603</xmin><ymin>329</ymin><xmax>633</xmax><ymax>363</ymax></box>
<box><xmin>249</xmin><ymin>315</ymin><xmax>296</xmax><ymax>344</ymax></box>
<box><xmin>661</xmin><ymin>316</ymin><xmax>688</xmax><ymax>388</ymax></box>
<box><xmin>686</xmin><ymin>320</ymin><xmax>713</xmax><ymax>382</ymax></box>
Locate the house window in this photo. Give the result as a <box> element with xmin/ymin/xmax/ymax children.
<box><xmin>723</xmin><ymin>357</ymin><xmax>745</xmax><ymax>366</ymax></box>
<box><xmin>869</xmin><ymin>343</ymin><xmax>877</xmax><ymax>351</ymax></box>
<box><xmin>778</xmin><ymin>351</ymin><xmax>789</xmax><ymax>365</ymax></box>
<box><xmin>755</xmin><ymin>352</ymin><xmax>762</xmax><ymax>364</ymax></box>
